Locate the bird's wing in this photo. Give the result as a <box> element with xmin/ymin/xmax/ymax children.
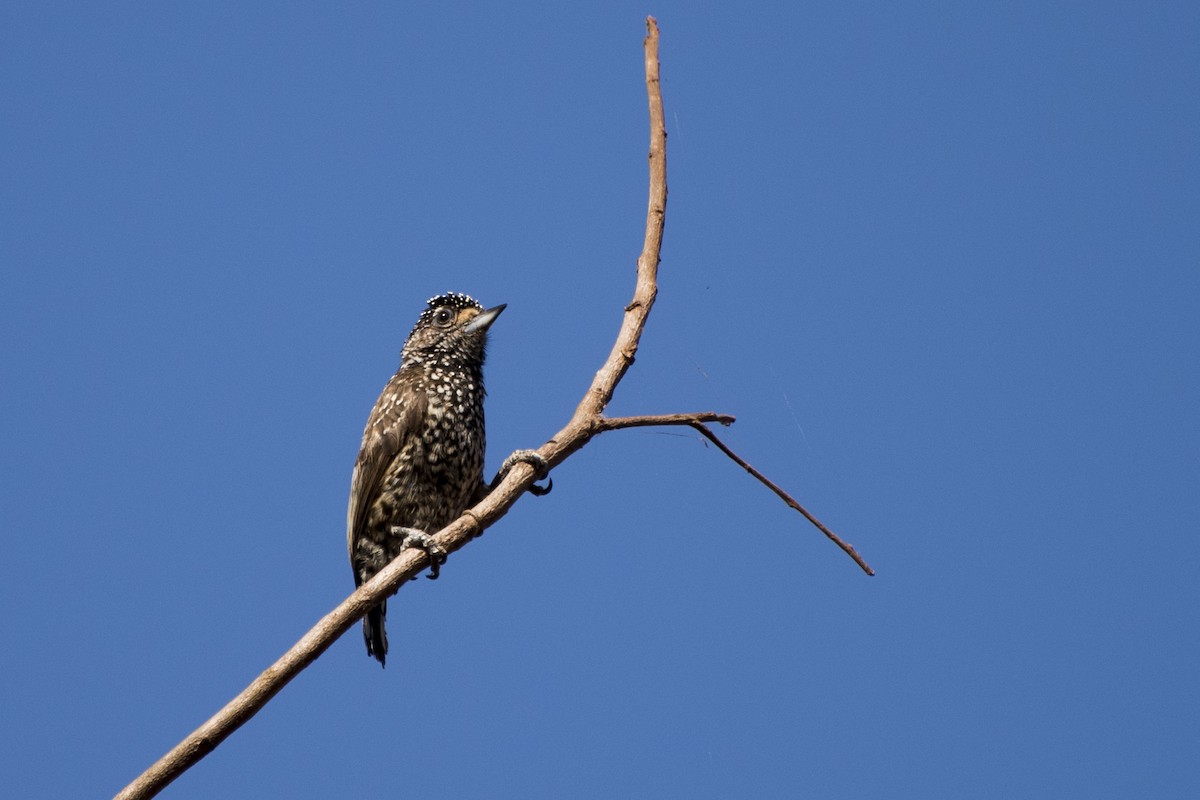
<box><xmin>346</xmin><ymin>375</ymin><xmax>428</xmax><ymax>571</ymax></box>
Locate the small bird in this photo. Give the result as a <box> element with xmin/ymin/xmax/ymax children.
<box><xmin>347</xmin><ymin>292</ymin><xmax>548</xmax><ymax>667</ymax></box>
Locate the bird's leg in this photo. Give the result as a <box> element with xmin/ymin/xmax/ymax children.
<box><xmin>490</xmin><ymin>449</ymin><xmax>553</xmax><ymax>495</ymax></box>
<box><xmin>391</xmin><ymin>526</ymin><xmax>449</xmax><ymax>580</ymax></box>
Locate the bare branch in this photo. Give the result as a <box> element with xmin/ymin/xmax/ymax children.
<box><xmin>115</xmin><ymin>20</ymin><xmax>670</xmax><ymax>800</ymax></box>
<box><xmin>116</xmin><ymin>17</ymin><xmax>870</xmax><ymax>799</ymax></box>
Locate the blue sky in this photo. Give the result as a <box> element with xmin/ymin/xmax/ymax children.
<box><xmin>2</xmin><ymin>2</ymin><xmax>1198</xmax><ymax>798</ymax></box>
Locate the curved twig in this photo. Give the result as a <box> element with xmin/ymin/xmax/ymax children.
<box><xmin>115</xmin><ymin>19</ymin><xmax>670</xmax><ymax>800</ymax></box>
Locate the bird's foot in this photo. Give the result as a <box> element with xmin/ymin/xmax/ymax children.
<box><xmin>491</xmin><ymin>449</ymin><xmax>553</xmax><ymax>495</ymax></box>
<box><xmin>392</xmin><ymin>527</ymin><xmax>448</xmax><ymax>580</ymax></box>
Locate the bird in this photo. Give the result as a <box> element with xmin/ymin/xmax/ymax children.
<box><xmin>346</xmin><ymin>292</ymin><xmax>547</xmax><ymax>667</ymax></box>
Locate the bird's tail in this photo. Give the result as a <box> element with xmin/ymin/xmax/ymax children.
<box><xmin>364</xmin><ymin>600</ymin><xmax>388</xmax><ymax>667</ymax></box>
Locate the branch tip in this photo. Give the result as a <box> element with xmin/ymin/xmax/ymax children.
<box><xmin>689</xmin><ymin>423</ymin><xmax>876</xmax><ymax>577</ymax></box>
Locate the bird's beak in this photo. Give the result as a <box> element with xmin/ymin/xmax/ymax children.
<box><xmin>464</xmin><ymin>303</ymin><xmax>506</xmax><ymax>334</ymax></box>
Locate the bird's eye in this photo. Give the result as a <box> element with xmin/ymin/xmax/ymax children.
<box><xmin>433</xmin><ymin>308</ymin><xmax>454</xmax><ymax>326</ymax></box>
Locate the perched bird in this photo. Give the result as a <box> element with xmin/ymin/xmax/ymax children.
<box><xmin>347</xmin><ymin>292</ymin><xmax>505</xmax><ymax>667</ymax></box>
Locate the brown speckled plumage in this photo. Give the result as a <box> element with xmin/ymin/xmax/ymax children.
<box><xmin>347</xmin><ymin>292</ymin><xmax>503</xmax><ymax>666</ymax></box>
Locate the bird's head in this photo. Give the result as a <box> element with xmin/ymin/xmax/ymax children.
<box><xmin>401</xmin><ymin>292</ymin><xmax>505</xmax><ymax>365</ymax></box>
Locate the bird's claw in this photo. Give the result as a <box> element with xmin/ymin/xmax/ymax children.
<box><xmin>492</xmin><ymin>449</ymin><xmax>553</xmax><ymax>495</ymax></box>
<box><xmin>394</xmin><ymin>527</ymin><xmax>449</xmax><ymax>580</ymax></box>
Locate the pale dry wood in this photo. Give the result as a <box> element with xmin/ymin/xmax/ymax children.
<box><xmin>116</xmin><ymin>18</ymin><xmax>871</xmax><ymax>800</ymax></box>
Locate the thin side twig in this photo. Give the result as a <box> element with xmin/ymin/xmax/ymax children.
<box><xmin>689</xmin><ymin>422</ymin><xmax>876</xmax><ymax>576</ymax></box>
<box><xmin>599</xmin><ymin>412</ymin><xmax>735</xmax><ymax>431</ymax></box>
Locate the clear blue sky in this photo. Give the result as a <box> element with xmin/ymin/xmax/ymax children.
<box><xmin>3</xmin><ymin>3</ymin><xmax>1197</xmax><ymax>798</ymax></box>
